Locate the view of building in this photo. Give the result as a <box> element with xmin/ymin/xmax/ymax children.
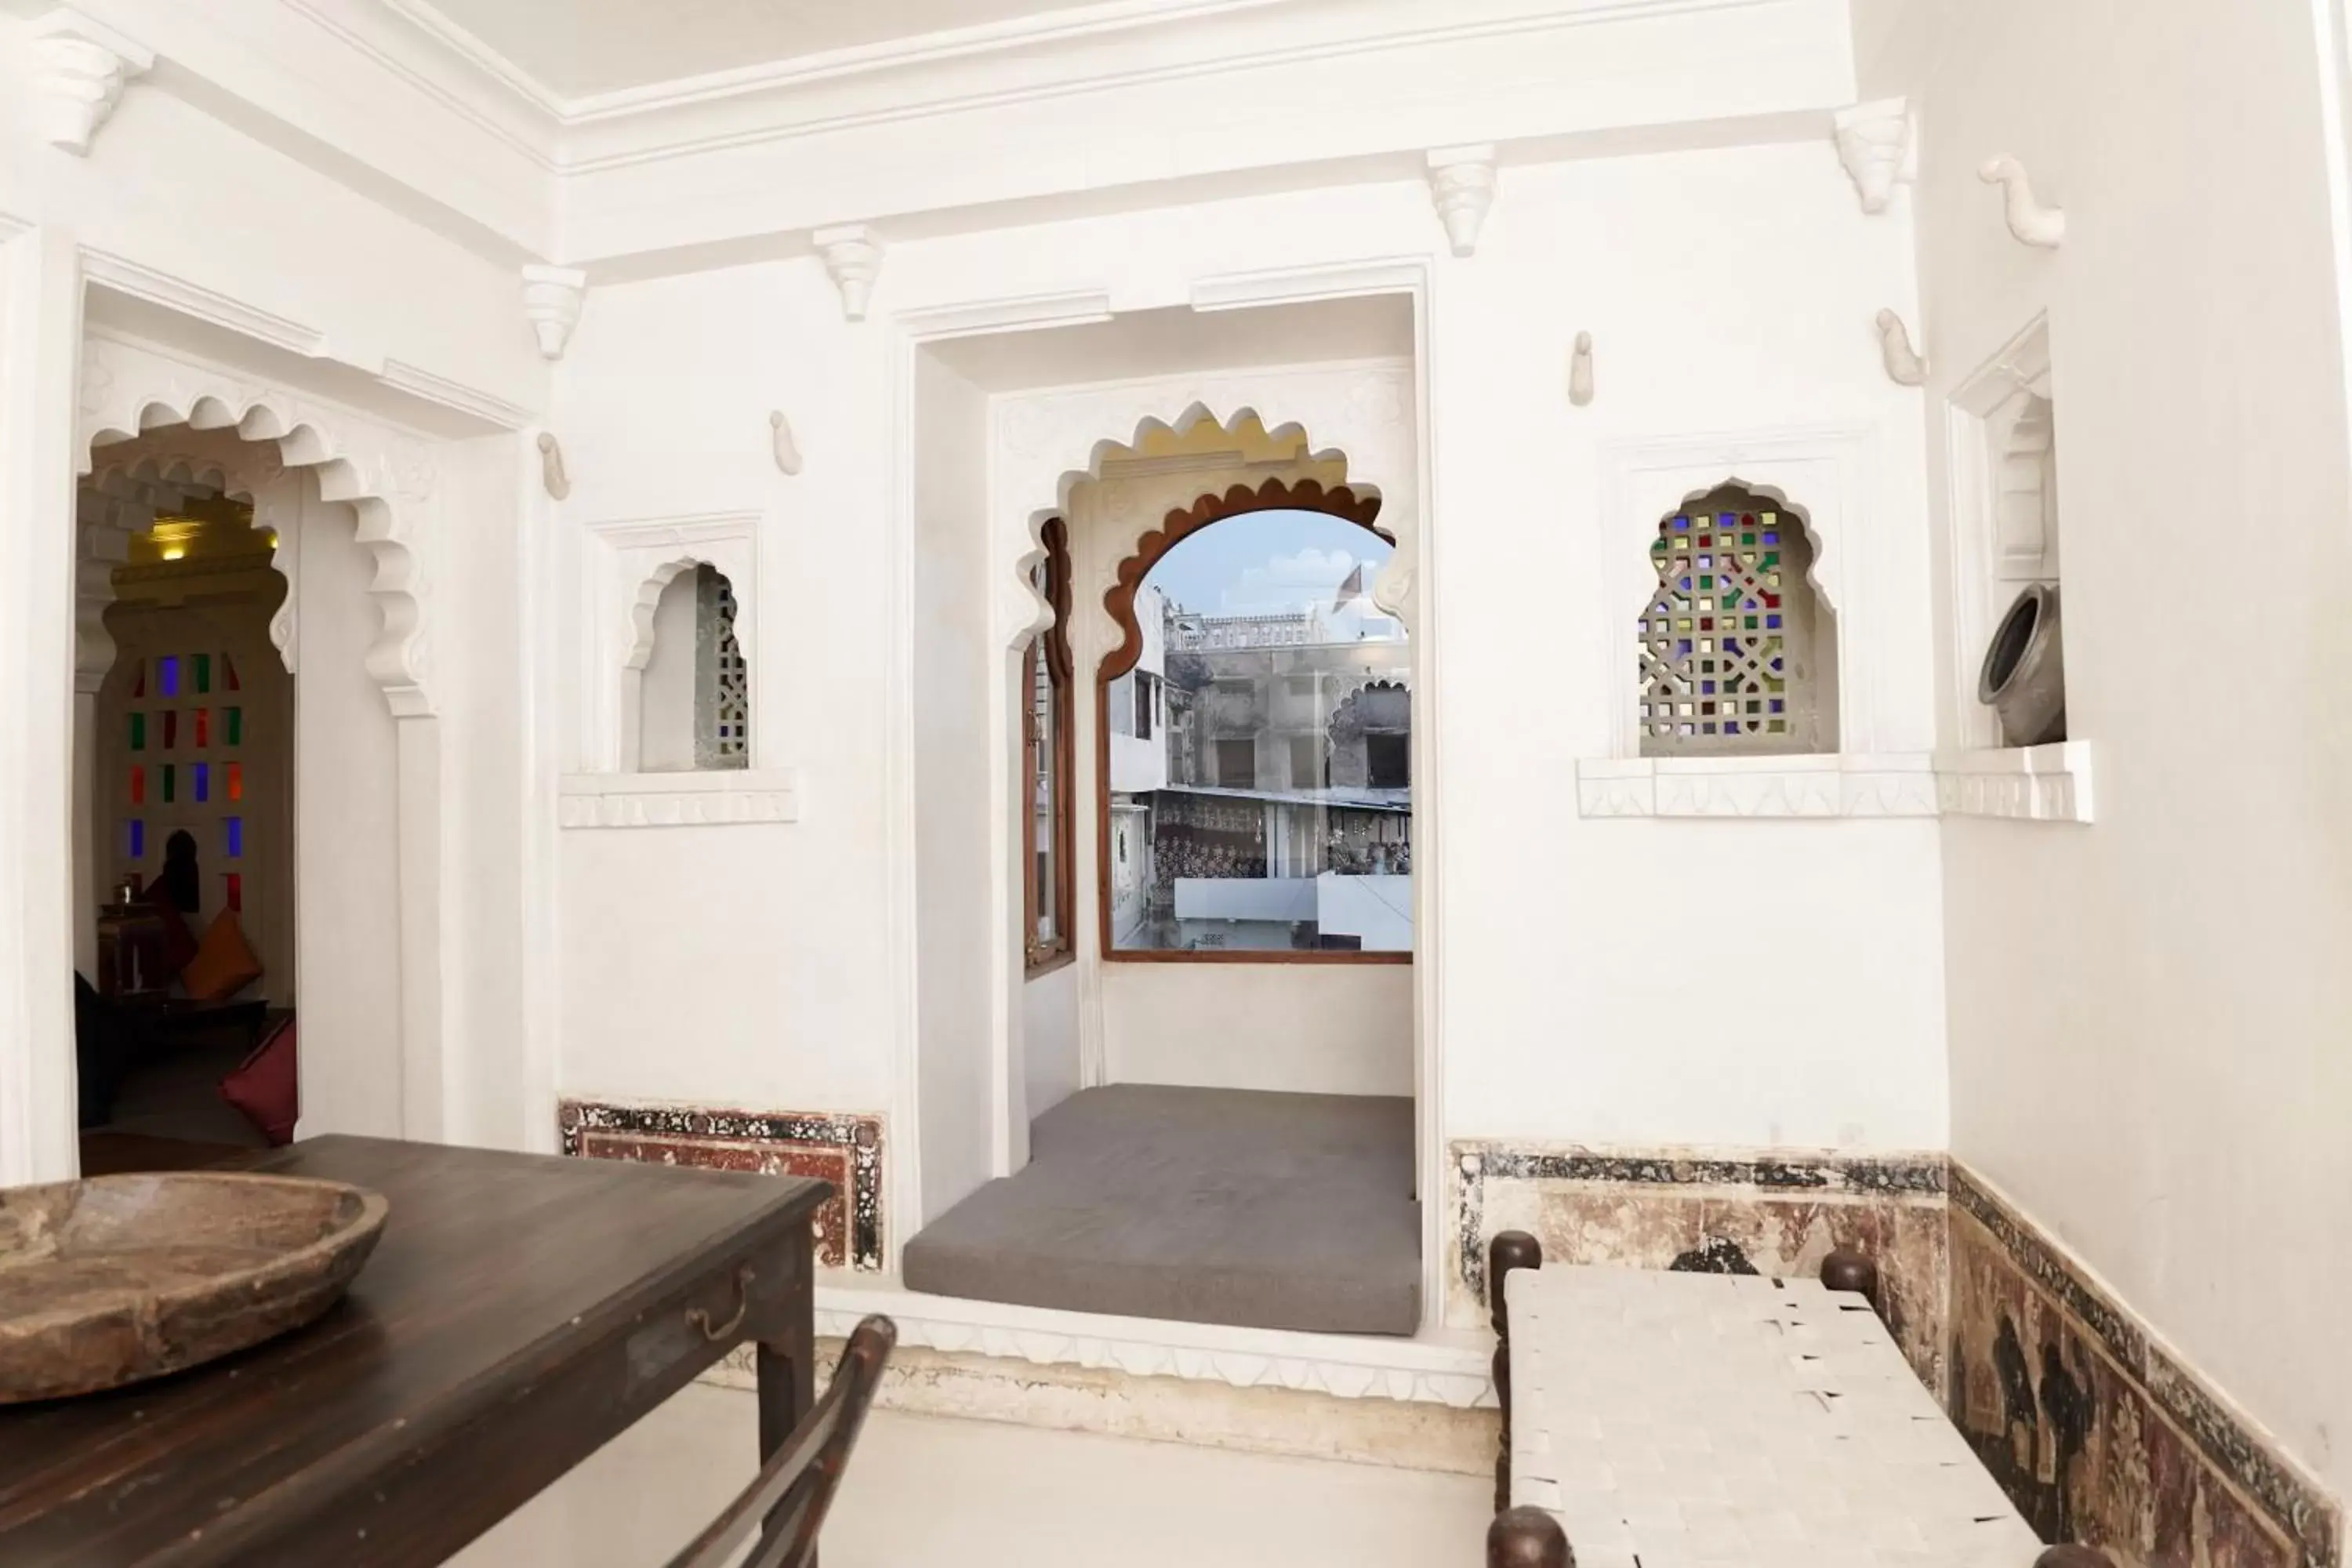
<box><xmin>1109</xmin><ymin>564</ymin><xmax>1412</xmax><ymax>952</ymax></box>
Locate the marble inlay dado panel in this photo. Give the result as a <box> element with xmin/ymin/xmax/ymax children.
<box><xmin>1949</xmin><ymin>1166</ymin><xmax>2340</xmax><ymax>1568</ymax></box>
<box><xmin>558</xmin><ymin>1101</ymin><xmax>884</xmax><ymax>1272</ymax></box>
<box><xmin>1448</xmin><ymin>1142</ymin><xmax>1949</xmax><ymax>1394</ymax></box>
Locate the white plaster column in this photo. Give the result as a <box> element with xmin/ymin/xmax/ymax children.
<box><xmin>0</xmin><ymin>227</ymin><xmax>88</xmax><ymax>1184</ymax></box>
<box><xmin>395</xmin><ymin>713</ymin><xmax>446</xmax><ymax>1142</ymax></box>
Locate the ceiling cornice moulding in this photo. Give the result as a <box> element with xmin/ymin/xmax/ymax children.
<box><xmin>358</xmin><ymin>0</ymin><xmax>1798</xmax><ymax>175</ymax></box>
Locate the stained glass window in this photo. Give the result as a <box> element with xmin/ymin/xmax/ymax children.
<box><xmin>158</xmin><ymin>656</ymin><xmax>180</xmax><ymax>698</ymax></box>
<box><xmin>161</xmin><ymin>764</ymin><xmax>176</xmax><ymax>804</ymax></box>
<box><xmin>129</xmin><ymin>713</ymin><xmax>145</xmax><ymax>750</ymax></box>
<box><xmin>192</xmin><ymin>763</ymin><xmax>210</xmax><ymax>804</ymax></box>
<box><xmin>193</xmin><ymin>653</ymin><xmax>212</xmax><ymax>695</ymax></box>
<box><xmin>1637</xmin><ymin>487</ymin><xmax>1832</xmax><ymax>757</ymax></box>
<box><xmin>225</xmin><ymin>873</ymin><xmax>242</xmax><ymax>913</ymax></box>
<box><xmin>225</xmin><ymin>707</ymin><xmax>243</xmax><ymax>746</ymax></box>
<box><xmin>162</xmin><ymin>711</ymin><xmax>178</xmax><ymax>750</ymax></box>
<box><xmin>194</xmin><ymin>708</ymin><xmax>210</xmax><ymax>748</ymax></box>
<box><xmin>226</xmin><ymin>762</ymin><xmax>244</xmax><ymax>802</ymax></box>
<box><xmin>127</xmin><ymin>820</ymin><xmax>144</xmax><ymax>860</ymax></box>
<box><xmin>223</xmin><ymin>654</ymin><xmax>241</xmax><ymax>692</ymax></box>
<box><xmin>224</xmin><ymin>817</ymin><xmax>243</xmax><ymax>858</ymax></box>
<box><xmin>129</xmin><ymin>765</ymin><xmax>145</xmax><ymax>806</ymax></box>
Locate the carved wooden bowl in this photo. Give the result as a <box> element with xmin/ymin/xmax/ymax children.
<box><xmin>0</xmin><ymin>1172</ymin><xmax>388</xmax><ymax>1403</ymax></box>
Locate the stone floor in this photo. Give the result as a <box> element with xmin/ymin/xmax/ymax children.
<box><xmin>452</xmin><ymin>1381</ymin><xmax>1490</xmax><ymax>1566</ymax></box>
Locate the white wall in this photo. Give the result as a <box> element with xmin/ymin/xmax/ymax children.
<box><xmin>286</xmin><ymin>470</ymin><xmax>404</xmax><ymax>1138</ymax></box>
<box><xmin>1021</xmin><ymin>962</ymin><xmax>1080</xmax><ymax>1121</ymax></box>
<box><xmin>1858</xmin><ymin>0</ymin><xmax>2352</xmax><ymax>1502</ymax></box>
<box><xmin>913</xmin><ymin>350</ymin><xmax>1000</xmax><ymax>1220</ymax></box>
<box><xmin>1104</xmin><ymin>963</ymin><xmax>1414</xmax><ymax>1098</ymax></box>
<box><xmin>639</xmin><ymin>572</ymin><xmax>697</xmax><ymax>771</ymax></box>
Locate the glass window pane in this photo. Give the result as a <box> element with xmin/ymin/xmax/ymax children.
<box><xmin>1109</xmin><ymin>510</ymin><xmax>1410</xmax><ymax>955</ymax></box>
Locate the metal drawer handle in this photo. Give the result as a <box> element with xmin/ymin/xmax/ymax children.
<box><xmin>688</xmin><ymin>1265</ymin><xmax>754</xmax><ymax>1341</ymax></box>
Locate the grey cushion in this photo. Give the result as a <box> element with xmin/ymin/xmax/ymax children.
<box><xmin>903</xmin><ymin>1084</ymin><xmax>1420</xmax><ymax>1337</ymax></box>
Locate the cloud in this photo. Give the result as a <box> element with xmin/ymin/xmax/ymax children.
<box><xmin>1219</xmin><ymin>547</ymin><xmax>1363</xmax><ymax>616</ymax></box>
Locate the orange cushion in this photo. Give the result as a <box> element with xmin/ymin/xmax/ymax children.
<box><xmin>180</xmin><ymin>910</ymin><xmax>263</xmax><ymax>1002</ymax></box>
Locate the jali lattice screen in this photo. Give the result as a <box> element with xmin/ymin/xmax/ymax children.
<box><xmin>1637</xmin><ymin>488</ymin><xmax>1824</xmax><ymax>755</ymax></box>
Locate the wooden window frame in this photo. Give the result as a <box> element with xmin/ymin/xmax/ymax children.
<box><xmin>1096</xmin><ymin>476</ymin><xmax>1409</xmax><ymax>966</ymax></box>
<box><xmin>1024</xmin><ymin>517</ymin><xmax>1077</xmax><ymax>976</ymax></box>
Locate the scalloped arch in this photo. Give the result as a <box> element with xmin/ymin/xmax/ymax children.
<box><xmin>78</xmin><ymin>338</ymin><xmax>437</xmax><ymax>717</ymax></box>
<box><xmin>624</xmin><ymin>557</ymin><xmax>706</xmax><ymax>672</ymax></box>
<box><xmin>1098</xmin><ymin>474</ymin><xmax>1388</xmax><ymax>684</ymax></box>
<box><xmin>1004</xmin><ymin>399</ymin><xmax>1410</xmax><ymax>654</ymax></box>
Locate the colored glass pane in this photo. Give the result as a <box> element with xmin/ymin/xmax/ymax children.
<box><xmin>158</xmin><ymin>656</ymin><xmax>180</xmax><ymax>697</ymax></box>
<box><xmin>129</xmin><ymin>713</ymin><xmax>145</xmax><ymax>750</ymax></box>
<box><xmin>225</xmin><ymin>873</ymin><xmax>242</xmax><ymax>913</ymax></box>
<box><xmin>194</xmin><ymin>709</ymin><xmax>210</xmax><ymax>748</ymax></box>
<box><xmin>132</xmin><ymin>660</ymin><xmax>146</xmax><ymax>699</ymax></box>
<box><xmin>161</xmin><ymin>764</ymin><xmax>176</xmax><ymax>804</ymax></box>
<box><xmin>226</xmin><ymin>707</ymin><xmax>243</xmax><ymax>746</ymax></box>
<box><xmin>223</xmin><ymin>654</ymin><xmax>241</xmax><ymax>692</ymax></box>
<box><xmin>192</xmin><ymin>763</ymin><xmax>209</xmax><ymax>803</ymax></box>
<box><xmin>128</xmin><ymin>820</ymin><xmax>144</xmax><ymax>860</ymax></box>
<box><xmin>227</xmin><ymin>762</ymin><xmax>244</xmax><ymax>802</ymax></box>
<box><xmin>129</xmin><ymin>766</ymin><xmax>145</xmax><ymax>806</ymax></box>
<box><xmin>194</xmin><ymin>653</ymin><xmax>212</xmax><ymax>694</ymax></box>
<box><xmin>162</xmin><ymin>712</ymin><xmax>177</xmax><ymax>750</ymax></box>
<box><xmin>224</xmin><ymin>817</ymin><xmax>243</xmax><ymax>858</ymax></box>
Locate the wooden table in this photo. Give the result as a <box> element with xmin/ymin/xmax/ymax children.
<box><xmin>0</xmin><ymin>1135</ymin><xmax>830</xmax><ymax>1567</ymax></box>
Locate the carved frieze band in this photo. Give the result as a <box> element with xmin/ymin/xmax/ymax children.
<box><xmin>1577</xmin><ymin>744</ymin><xmax>2094</xmax><ymax>822</ymax></box>
<box><xmin>557</xmin><ymin>770</ymin><xmax>800</xmax><ymax>828</ymax></box>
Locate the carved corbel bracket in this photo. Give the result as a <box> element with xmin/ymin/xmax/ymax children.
<box><xmin>814</xmin><ymin>225</ymin><xmax>884</xmax><ymax>321</ymax></box>
<box><xmin>521</xmin><ymin>265</ymin><xmax>588</xmax><ymax>360</ymax></box>
<box><xmin>28</xmin><ymin>8</ymin><xmax>154</xmax><ymax>156</ymax></box>
<box><xmin>1980</xmin><ymin>156</ymin><xmax>2067</xmax><ymax>249</ymax></box>
<box><xmin>1425</xmin><ymin>145</ymin><xmax>1498</xmax><ymax>257</ymax></box>
<box><xmin>1833</xmin><ymin>98</ymin><xmax>1916</xmax><ymax>215</ymax></box>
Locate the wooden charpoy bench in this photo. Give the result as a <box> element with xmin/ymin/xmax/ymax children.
<box><xmin>1483</xmin><ymin>1233</ymin><xmax>2114</xmax><ymax>1568</ymax></box>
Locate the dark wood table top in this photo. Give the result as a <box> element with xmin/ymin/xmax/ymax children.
<box><xmin>0</xmin><ymin>1135</ymin><xmax>830</xmax><ymax>1568</ymax></box>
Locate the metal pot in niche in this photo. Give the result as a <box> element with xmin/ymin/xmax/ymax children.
<box><xmin>1978</xmin><ymin>583</ymin><xmax>2067</xmax><ymax>746</ymax></box>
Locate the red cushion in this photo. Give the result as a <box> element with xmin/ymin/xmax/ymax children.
<box><xmin>141</xmin><ymin>889</ymin><xmax>200</xmax><ymax>978</ymax></box>
<box><xmin>220</xmin><ymin>1016</ymin><xmax>298</xmax><ymax>1146</ymax></box>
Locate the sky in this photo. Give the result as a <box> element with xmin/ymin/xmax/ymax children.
<box><xmin>1145</xmin><ymin>509</ymin><xmax>1393</xmax><ymax>619</ymax></box>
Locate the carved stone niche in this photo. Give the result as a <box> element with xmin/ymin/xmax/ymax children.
<box><xmin>1947</xmin><ymin>318</ymin><xmax>2061</xmax><ymax>753</ymax></box>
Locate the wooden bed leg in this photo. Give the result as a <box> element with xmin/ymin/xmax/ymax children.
<box><xmin>1820</xmin><ymin>1247</ymin><xmax>1881</xmax><ymax>1316</ymax></box>
<box><xmin>1488</xmin><ymin>1229</ymin><xmax>1541</xmax><ymax>1516</ymax></box>
<box><xmin>2034</xmin><ymin>1548</ymin><xmax>2113</xmax><ymax>1566</ymax></box>
<box><xmin>1487</xmin><ymin>1506</ymin><xmax>1573</xmax><ymax>1568</ymax></box>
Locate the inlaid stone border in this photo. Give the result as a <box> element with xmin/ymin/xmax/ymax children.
<box><xmin>558</xmin><ymin>1100</ymin><xmax>884</xmax><ymax>1272</ymax></box>
<box><xmin>1951</xmin><ymin>1163</ymin><xmax>2340</xmax><ymax>1568</ymax></box>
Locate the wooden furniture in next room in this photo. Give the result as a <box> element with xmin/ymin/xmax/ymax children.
<box><xmin>0</xmin><ymin>1135</ymin><xmax>832</xmax><ymax>1567</ymax></box>
<box><xmin>1483</xmin><ymin>1232</ymin><xmax>2116</xmax><ymax>1568</ymax></box>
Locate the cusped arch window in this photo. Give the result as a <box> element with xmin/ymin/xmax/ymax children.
<box><xmin>640</xmin><ymin>563</ymin><xmax>749</xmax><ymax>771</ymax></box>
<box><xmin>1101</xmin><ymin>481</ymin><xmax>1409</xmax><ymax>957</ymax></box>
<box><xmin>1635</xmin><ymin>485</ymin><xmax>1836</xmax><ymax>756</ymax></box>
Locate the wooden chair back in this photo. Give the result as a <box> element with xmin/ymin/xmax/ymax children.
<box><xmin>665</xmin><ymin>1314</ymin><xmax>897</xmax><ymax>1568</ymax></box>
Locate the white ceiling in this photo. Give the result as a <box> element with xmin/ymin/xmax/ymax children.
<box><xmin>411</xmin><ymin>0</ymin><xmax>1124</xmax><ymax>100</ymax></box>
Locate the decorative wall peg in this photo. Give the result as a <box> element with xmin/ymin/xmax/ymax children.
<box><xmin>536</xmin><ymin>432</ymin><xmax>570</xmax><ymax>500</ymax></box>
<box><xmin>521</xmin><ymin>265</ymin><xmax>588</xmax><ymax>360</ymax></box>
<box><xmin>1425</xmin><ymin>145</ymin><xmax>1498</xmax><ymax>258</ymax></box>
<box><xmin>1833</xmin><ymin>98</ymin><xmax>1916</xmax><ymax>215</ymax></box>
<box><xmin>813</xmin><ymin>225</ymin><xmax>884</xmax><ymax>321</ymax></box>
<box><xmin>1568</xmin><ymin>332</ymin><xmax>1595</xmax><ymax>407</ymax></box>
<box><xmin>28</xmin><ymin>8</ymin><xmax>154</xmax><ymax>156</ymax></box>
<box><xmin>1979</xmin><ymin>157</ymin><xmax>2067</xmax><ymax>249</ymax></box>
<box><xmin>768</xmin><ymin>411</ymin><xmax>804</xmax><ymax>476</ymax></box>
<box><xmin>1875</xmin><ymin>310</ymin><xmax>1929</xmax><ymax>386</ymax></box>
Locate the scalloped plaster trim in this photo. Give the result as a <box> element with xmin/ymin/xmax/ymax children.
<box><xmin>1933</xmin><ymin>740</ymin><xmax>2093</xmax><ymax>823</ymax></box>
<box><xmin>76</xmin><ymin>332</ymin><xmax>438</xmax><ymax>717</ymax></box>
<box><xmin>808</xmin><ymin>1283</ymin><xmax>1494</xmax><ymax>1409</ymax></box>
<box><xmin>558</xmin><ymin>769</ymin><xmax>800</xmax><ymax>827</ymax></box>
